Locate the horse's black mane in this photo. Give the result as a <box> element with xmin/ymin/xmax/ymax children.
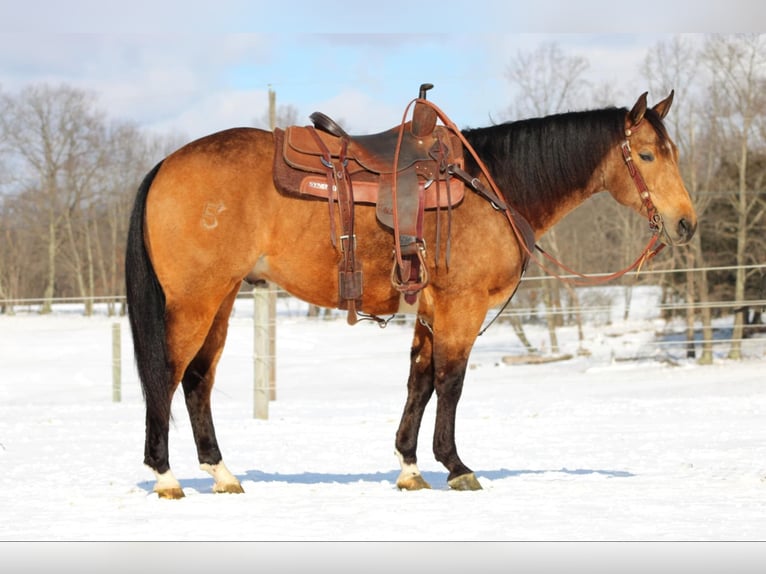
<box><xmin>461</xmin><ymin>106</ymin><xmax>668</xmax><ymax>224</ymax></box>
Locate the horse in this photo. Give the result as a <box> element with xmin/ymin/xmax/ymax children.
<box><xmin>125</xmin><ymin>90</ymin><xmax>696</xmax><ymax>499</ymax></box>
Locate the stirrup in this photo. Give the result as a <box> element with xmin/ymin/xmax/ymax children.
<box><xmin>391</xmin><ymin>242</ymin><xmax>429</xmax><ymax>295</ymax></box>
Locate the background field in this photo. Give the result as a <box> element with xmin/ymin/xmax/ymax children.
<box><xmin>1</xmin><ymin>290</ymin><xmax>765</xmax><ymax>541</ymax></box>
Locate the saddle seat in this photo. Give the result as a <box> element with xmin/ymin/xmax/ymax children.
<box><xmin>305</xmin><ymin>110</ymin><xmax>455</xmax><ymax>176</ymax></box>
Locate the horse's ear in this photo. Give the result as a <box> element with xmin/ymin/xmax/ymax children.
<box><xmin>652</xmin><ymin>90</ymin><xmax>675</xmax><ymax>120</ymax></box>
<box><xmin>628</xmin><ymin>92</ymin><xmax>649</xmax><ymax>127</ymax></box>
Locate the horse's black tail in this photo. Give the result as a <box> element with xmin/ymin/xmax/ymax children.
<box><xmin>125</xmin><ymin>160</ymin><xmax>172</xmax><ymax>427</ymax></box>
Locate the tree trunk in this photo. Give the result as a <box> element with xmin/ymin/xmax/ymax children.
<box><xmin>697</xmin><ymin>269</ymin><xmax>714</xmax><ymax>364</ymax></box>
<box><xmin>728</xmin><ymin>133</ymin><xmax>750</xmax><ymax>360</ymax></box>
<box><xmin>509</xmin><ymin>312</ymin><xmax>538</xmax><ymax>355</ymax></box>
<box><xmin>623</xmin><ymin>284</ymin><xmax>633</xmax><ymax>321</ymax></box>
<box><xmin>563</xmin><ymin>282</ymin><xmax>587</xmax><ymax>354</ymax></box>
<box><xmin>684</xmin><ymin>264</ymin><xmax>696</xmax><ymax>359</ymax></box>
<box><xmin>542</xmin><ymin>282</ymin><xmax>560</xmax><ymax>355</ymax></box>
<box><xmin>64</xmin><ymin>213</ymin><xmax>89</xmax><ymax>315</ymax></box>
<box><xmin>41</xmin><ymin>218</ymin><xmax>56</xmax><ymax>314</ymax></box>
<box><xmin>85</xmin><ymin>221</ymin><xmax>95</xmax><ymax>317</ymax></box>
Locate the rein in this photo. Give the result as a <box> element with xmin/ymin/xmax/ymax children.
<box><xmin>380</xmin><ymin>97</ymin><xmax>668</xmax><ymax>332</ymax></box>
<box><xmin>403</xmin><ymin>98</ymin><xmax>666</xmax><ymax>287</ymax></box>
<box><xmin>533</xmin><ymin>121</ymin><xmax>666</xmax><ymax>286</ymax></box>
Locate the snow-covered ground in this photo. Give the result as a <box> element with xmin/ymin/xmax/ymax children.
<box><xmin>1</xmin><ymin>289</ymin><xmax>766</xmax><ymax>544</ymax></box>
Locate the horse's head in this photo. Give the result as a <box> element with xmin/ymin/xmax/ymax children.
<box><xmin>605</xmin><ymin>91</ymin><xmax>697</xmax><ymax>246</ymax></box>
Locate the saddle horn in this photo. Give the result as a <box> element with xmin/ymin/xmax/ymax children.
<box><xmin>412</xmin><ymin>83</ymin><xmax>437</xmax><ymax>137</ymax></box>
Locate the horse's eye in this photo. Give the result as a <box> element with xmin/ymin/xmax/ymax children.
<box><xmin>639</xmin><ymin>151</ymin><xmax>655</xmax><ymax>162</ymax></box>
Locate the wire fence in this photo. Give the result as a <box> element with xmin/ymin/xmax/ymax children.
<box><xmin>2</xmin><ymin>266</ymin><xmax>763</xmax><ymax>418</ymax></box>
<box><xmin>1</xmin><ymin>263</ymin><xmax>764</xmax><ymax>358</ymax></box>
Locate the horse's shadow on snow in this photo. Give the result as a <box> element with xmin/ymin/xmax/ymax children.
<box><xmin>137</xmin><ymin>467</ymin><xmax>634</xmax><ymax>494</ymax></box>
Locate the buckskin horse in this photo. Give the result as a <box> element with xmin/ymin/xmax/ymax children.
<box><xmin>125</xmin><ymin>88</ymin><xmax>696</xmax><ymax>498</ymax></box>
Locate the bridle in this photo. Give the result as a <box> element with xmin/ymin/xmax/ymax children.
<box><xmin>517</xmin><ymin>121</ymin><xmax>667</xmax><ymax>287</ymax></box>
<box><xmin>475</xmin><ymin>119</ymin><xmax>669</xmax><ymax>334</ymax></box>
<box><xmin>398</xmin><ymin>98</ymin><xmax>668</xmax><ymax>288</ymax></box>
<box><xmin>385</xmin><ymin>96</ymin><xmax>671</xmax><ymax>333</ymax></box>
<box><xmin>620</xmin><ymin>123</ymin><xmax>664</xmax><ymax>236</ymax></box>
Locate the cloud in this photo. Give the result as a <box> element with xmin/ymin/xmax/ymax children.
<box><xmin>146</xmin><ymin>88</ymin><xmax>273</xmax><ymax>140</ymax></box>
<box><xmin>0</xmin><ymin>34</ymin><xmax>272</xmax><ymax>132</ymax></box>
<box><xmin>0</xmin><ymin>31</ymin><xmax>744</xmax><ymax>148</ymax></box>
<box><xmin>2</xmin><ymin>1</ymin><xmax>764</xmax><ymax>35</ymax></box>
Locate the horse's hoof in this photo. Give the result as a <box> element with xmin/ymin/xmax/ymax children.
<box><xmin>155</xmin><ymin>486</ymin><xmax>185</xmax><ymax>500</ymax></box>
<box><xmin>447</xmin><ymin>472</ymin><xmax>482</xmax><ymax>491</ymax></box>
<box><xmin>396</xmin><ymin>473</ymin><xmax>432</xmax><ymax>491</ymax></box>
<box><xmin>213</xmin><ymin>482</ymin><xmax>245</xmax><ymax>494</ymax></box>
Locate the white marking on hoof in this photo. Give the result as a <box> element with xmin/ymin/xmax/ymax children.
<box><xmin>395</xmin><ymin>449</ymin><xmax>421</xmax><ymax>477</ymax></box>
<box><xmin>395</xmin><ymin>449</ymin><xmax>430</xmax><ymax>490</ymax></box>
<box><xmin>200</xmin><ymin>461</ymin><xmax>244</xmax><ymax>494</ymax></box>
<box><xmin>153</xmin><ymin>469</ymin><xmax>184</xmax><ymax>499</ymax></box>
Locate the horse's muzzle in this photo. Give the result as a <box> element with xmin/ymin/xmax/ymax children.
<box><xmin>662</xmin><ymin>215</ymin><xmax>697</xmax><ymax>246</ymax></box>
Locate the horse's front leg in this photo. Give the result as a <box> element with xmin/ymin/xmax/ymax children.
<box><xmin>394</xmin><ymin>320</ymin><xmax>436</xmax><ymax>490</ymax></box>
<box><xmin>432</xmin><ymin>353</ymin><xmax>482</xmax><ymax>490</ymax></box>
<box><xmin>394</xmin><ymin>308</ymin><xmax>482</xmax><ymax>491</ymax></box>
<box><xmin>429</xmin><ymin>298</ymin><xmax>486</xmax><ymax>491</ymax></box>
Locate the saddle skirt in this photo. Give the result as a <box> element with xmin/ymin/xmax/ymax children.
<box><xmin>273</xmin><ymin>121</ymin><xmax>465</xmax><ymax>230</ymax></box>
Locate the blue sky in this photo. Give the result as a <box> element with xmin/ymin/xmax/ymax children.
<box><xmin>0</xmin><ymin>2</ymin><xmax>760</xmax><ymax>142</ymax></box>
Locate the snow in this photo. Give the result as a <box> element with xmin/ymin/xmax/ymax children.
<box><xmin>1</xmin><ymin>289</ymin><xmax>766</xmax><ymax>543</ymax></box>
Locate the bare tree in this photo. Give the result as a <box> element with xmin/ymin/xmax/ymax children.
<box><xmin>0</xmin><ymin>201</ymin><xmax>17</xmax><ymax>313</ymax></box>
<box><xmin>506</xmin><ymin>41</ymin><xmax>590</xmax><ymax>118</ymax></box>
<box><xmin>91</xmin><ymin>122</ymin><xmax>173</xmax><ymax>315</ymax></box>
<box><xmin>642</xmin><ymin>35</ymin><xmax>718</xmax><ymax>362</ymax></box>
<box><xmin>0</xmin><ymin>84</ymin><xmax>106</xmax><ymax>312</ymax></box>
<box><xmin>504</xmin><ymin>41</ymin><xmax>592</xmax><ymax>355</ymax></box>
<box><xmin>703</xmin><ymin>34</ymin><xmax>766</xmax><ymax>359</ymax></box>
<box><xmin>0</xmin><ymin>88</ymin><xmax>10</xmax><ymax>311</ymax></box>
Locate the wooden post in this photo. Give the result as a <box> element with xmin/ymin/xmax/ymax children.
<box><xmin>253</xmin><ymin>286</ymin><xmax>270</xmax><ymax>419</ymax></box>
<box><xmin>268</xmin><ymin>286</ymin><xmax>277</xmax><ymax>400</ymax></box>
<box><xmin>112</xmin><ymin>322</ymin><xmax>121</xmax><ymax>402</ymax></box>
<box><xmin>267</xmin><ymin>86</ymin><xmax>278</xmax><ymax>402</ymax></box>
<box><xmin>268</xmin><ymin>85</ymin><xmax>276</xmax><ymax>132</ymax></box>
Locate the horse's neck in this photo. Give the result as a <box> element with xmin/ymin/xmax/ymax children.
<box><xmin>527</xmin><ymin>172</ymin><xmax>605</xmax><ymax>238</ymax></box>
<box><xmin>463</xmin><ymin>118</ymin><xmax>617</xmax><ymax>239</ymax></box>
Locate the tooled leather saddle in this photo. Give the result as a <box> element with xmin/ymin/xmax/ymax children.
<box><xmin>272</xmin><ymin>83</ymin><xmax>467</xmax><ymax>324</ymax></box>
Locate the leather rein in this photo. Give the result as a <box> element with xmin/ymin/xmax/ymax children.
<box><xmin>532</xmin><ymin>121</ymin><xmax>666</xmax><ymax>286</ymax></box>
<box><xmin>404</xmin><ymin>98</ymin><xmax>667</xmax><ymax>288</ymax></box>
<box><xmin>358</xmin><ymin>98</ymin><xmax>668</xmax><ymax>330</ymax></box>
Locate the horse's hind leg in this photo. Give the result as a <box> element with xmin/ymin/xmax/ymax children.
<box><xmin>146</xmin><ymin>283</ymin><xmax>241</xmax><ymax>499</ymax></box>
<box><xmin>181</xmin><ymin>283</ymin><xmax>244</xmax><ymax>495</ymax></box>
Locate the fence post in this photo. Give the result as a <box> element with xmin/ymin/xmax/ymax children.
<box><xmin>112</xmin><ymin>322</ymin><xmax>121</xmax><ymax>402</ymax></box>
<box><xmin>253</xmin><ymin>286</ymin><xmax>270</xmax><ymax>419</ymax></box>
<box><xmin>268</xmin><ymin>283</ymin><xmax>277</xmax><ymax>400</ymax></box>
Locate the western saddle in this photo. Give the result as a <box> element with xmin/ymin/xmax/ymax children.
<box><xmin>272</xmin><ymin>83</ymin><xmax>534</xmax><ymax>325</ymax></box>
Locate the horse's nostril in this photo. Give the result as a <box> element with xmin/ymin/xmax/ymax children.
<box><xmin>678</xmin><ymin>218</ymin><xmax>696</xmax><ymax>241</ymax></box>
